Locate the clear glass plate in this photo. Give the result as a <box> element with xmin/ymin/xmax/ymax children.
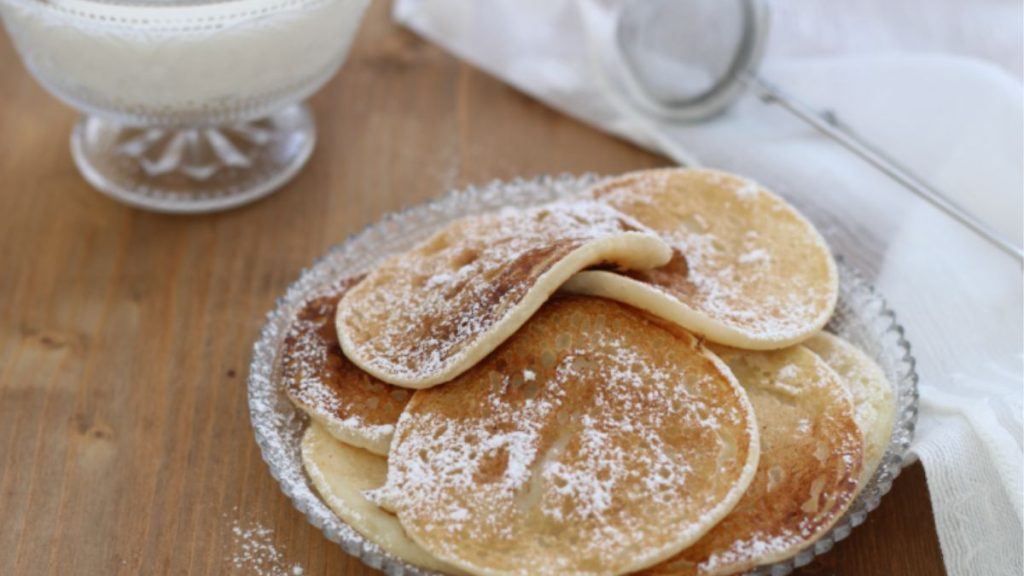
<box><xmin>248</xmin><ymin>174</ymin><xmax>919</xmax><ymax>576</ymax></box>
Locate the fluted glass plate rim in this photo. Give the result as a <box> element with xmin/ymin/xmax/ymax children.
<box><xmin>247</xmin><ymin>173</ymin><xmax>920</xmax><ymax>576</ymax></box>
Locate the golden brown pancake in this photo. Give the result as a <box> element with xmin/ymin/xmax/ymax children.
<box><xmin>301</xmin><ymin>423</ymin><xmax>464</xmax><ymax>573</ymax></box>
<box><xmin>642</xmin><ymin>345</ymin><xmax>863</xmax><ymax>576</ymax></box>
<box><xmin>336</xmin><ymin>201</ymin><xmax>672</xmax><ymax>389</ymax></box>
<box><xmin>335</xmin><ymin>199</ymin><xmax>671</xmax><ymax>387</ymax></box>
<box><xmin>282</xmin><ymin>277</ymin><xmax>410</xmax><ymax>455</ymax></box>
<box><xmin>805</xmin><ymin>332</ymin><xmax>895</xmax><ymax>487</ymax></box>
<box><xmin>564</xmin><ymin>168</ymin><xmax>837</xmax><ymax>350</ymax></box>
<box><xmin>371</xmin><ymin>296</ymin><xmax>759</xmax><ymax>576</ymax></box>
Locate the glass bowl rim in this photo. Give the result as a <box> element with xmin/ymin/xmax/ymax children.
<box><xmin>0</xmin><ymin>0</ymin><xmax>350</xmax><ymax>29</ymax></box>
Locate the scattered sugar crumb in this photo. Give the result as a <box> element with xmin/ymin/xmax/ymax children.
<box><xmin>227</xmin><ymin>518</ymin><xmax>304</xmax><ymax>576</ymax></box>
<box><xmin>523</xmin><ymin>369</ymin><xmax>536</xmax><ymax>382</ymax></box>
<box><xmin>738</xmin><ymin>249</ymin><xmax>769</xmax><ymax>265</ymax></box>
<box><xmin>734</xmin><ymin>181</ymin><xmax>760</xmax><ymax>200</ymax></box>
<box><xmin>796</xmin><ymin>418</ymin><xmax>812</xmax><ymax>434</ymax></box>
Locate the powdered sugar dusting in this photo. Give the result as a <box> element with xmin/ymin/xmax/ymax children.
<box><xmin>338</xmin><ymin>200</ymin><xmax>667</xmax><ymax>383</ymax></box>
<box><xmin>281</xmin><ymin>283</ymin><xmax>409</xmax><ymax>452</ymax></box>
<box><xmin>738</xmin><ymin>248</ymin><xmax>770</xmax><ymax>265</ymax></box>
<box><xmin>733</xmin><ymin>180</ymin><xmax>760</xmax><ymax>201</ymax></box>
<box><xmin>583</xmin><ymin>168</ymin><xmax>835</xmax><ymax>343</ymax></box>
<box><xmin>248</xmin><ymin>174</ymin><xmax>917</xmax><ymax>576</ymax></box>
<box><xmin>227</xmin><ymin>517</ymin><xmax>304</xmax><ymax>576</ymax></box>
<box><xmin>700</xmin><ymin>528</ymin><xmax>806</xmax><ymax>573</ymax></box>
<box><xmin>647</xmin><ymin>346</ymin><xmax>864</xmax><ymax>575</ymax></box>
<box><xmin>376</xmin><ymin>296</ymin><xmax>756</xmax><ymax>574</ymax></box>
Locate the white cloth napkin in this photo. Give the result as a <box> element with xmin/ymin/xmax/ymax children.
<box><xmin>392</xmin><ymin>1</ymin><xmax>1024</xmax><ymax>574</ymax></box>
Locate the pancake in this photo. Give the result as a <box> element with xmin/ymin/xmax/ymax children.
<box><xmin>642</xmin><ymin>345</ymin><xmax>862</xmax><ymax>576</ymax></box>
<box><xmin>282</xmin><ymin>278</ymin><xmax>410</xmax><ymax>455</ymax></box>
<box><xmin>563</xmin><ymin>168</ymin><xmax>837</xmax><ymax>350</ymax></box>
<box><xmin>336</xmin><ymin>200</ymin><xmax>672</xmax><ymax>389</ymax></box>
<box><xmin>805</xmin><ymin>331</ymin><xmax>895</xmax><ymax>487</ymax></box>
<box><xmin>370</xmin><ymin>295</ymin><xmax>760</xmax><ymax>576</ymax></box>
<box><xmin>300</xmin><ymin>423</ymin><xmax>463</xmax><ymax>573</ymax></box>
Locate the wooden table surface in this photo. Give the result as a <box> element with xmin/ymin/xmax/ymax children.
<box><xmin>0</xmin><ymin>3</ymin><xmax>947</xmax><ymax>575</ymax></box>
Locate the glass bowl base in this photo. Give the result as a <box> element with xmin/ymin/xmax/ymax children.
<box><xmin>71</xmin><ymin>103</ymin><xmax>316</xmax><ymax>214</ymax></box>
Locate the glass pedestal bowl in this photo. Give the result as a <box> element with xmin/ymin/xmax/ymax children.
<box><xmin>0</xmin><ymin>0</ymin><xmax>369</xmax><ymax>213</ymax></box>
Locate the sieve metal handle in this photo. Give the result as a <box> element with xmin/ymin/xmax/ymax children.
<box><xmin>750</xmin><ymin>76</ymin><xmax>1024</xmax><ymax>262</ymax></box>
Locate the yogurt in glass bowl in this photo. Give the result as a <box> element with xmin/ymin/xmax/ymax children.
<box><xmin>1</xmin><ymin>0</ymin><xmax>369</xmax><ymax>212</ymax></box>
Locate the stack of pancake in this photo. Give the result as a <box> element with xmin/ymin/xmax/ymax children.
<box><xmin>282</xmin><ymin>168</ymin><xmax>896</xmax><ymax>576</ymax></box>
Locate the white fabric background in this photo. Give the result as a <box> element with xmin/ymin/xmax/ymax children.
<box><xmin>392</xmin><ymin>1</ymin><xmax>1024</xmax><ymax>575</ymax></box>
<box><xmin>765</xmin><ymin>0</ymin><xmax>1022</xmax><ymax>80</ymax></box>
